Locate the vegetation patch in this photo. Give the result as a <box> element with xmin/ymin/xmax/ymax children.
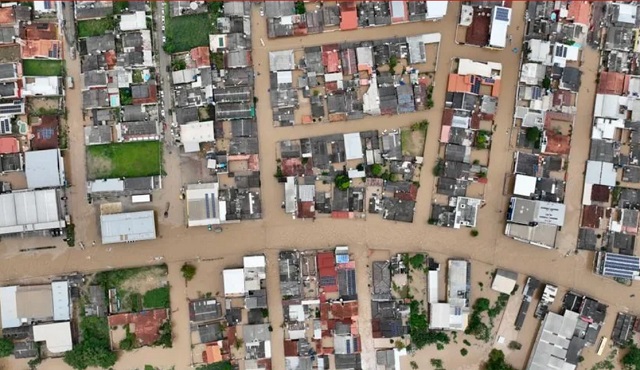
<box><xmin>408</xmin><ymin>300</ymin><xmax>449</xmax><ymax>349</ymax></box>
<box><xmin>143</xmin><ymin>287</ymin><xmax>170</xmax><ymax>309</ymax></box>
<box><xmin>181</xmin><ymin>263</ymin><xmax>197</xmax><ymax>281</ymax></box>
<box><xmin>77</xmin><ymin>17</ymin><xmax>115</xmax><ymax>38</ymax></box>
<box><xmin>86</xmin><ymin>141</ymin><xmax>162</xmax><ymax>179</ymax></box>
<box><xmin>484</xmin><ymin>349</ymin><xmax>516</xmax><ymax>370</ymax></box>
<box><xmin>22</xmin><ymin>59</ymin><xmax>64</xmax><ymax>76</ymax></box>
<box><xmin>196</xmin><ymin>361</ymin><xmax>234</xmax><ymax>370</ymax></box>
<box><xmin>163</xmin><ymin>2</ymin><xmax>222</xmax><ymax>53</ymax></box>
<box><xmin>64</xmin><ymin>316</ymin><xmax>116</xmax><ymax>369</ymax></box>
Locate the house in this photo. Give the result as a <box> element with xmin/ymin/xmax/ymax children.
<box><xmin>99</xmin><ymin>210</ymin><xmax>157</xmax><ymax>244</ymax></box>
<box><xmin>454</xmin><ymin>197</ymin><xmax>480</xmax><ymax>228</ymax></box>
<box><xmin>491</xmin><ymin>269</ymin><xmax>517</xmax><ymax>294</ymax></box>
<box><xmin>22</xmin><ymin>77</ymin><xmax>61</xmax><ymax>96</ymax></box>
<box><xmin>223</xmin><ymin>268</ymin><xmax>245</xmax><ymax>297</ymax></box>
<box><xmin>527</xmin><ymin>310</ymin><xmax>582</xmax><ymax>370</ymax></box>
<box><xmin>185</xmin><ymin>182</ymin><xmax>224</xmax><ymax>226</ymax></box>
<box><xmin>24</xmin><ymin>148</ymin><xmax>65</xmax><ymax>189</ymax></box>
<box><xmin>595</xmin><ymin>252</ymin><xmax>640</xmax><ymax>280</ymax></box>
<box><xmin>180</xmin><ymin>121</ymin><xmax>215</xmax><ymax>153</ymax></box>
<box><xmin>0</xmin><ymin>281</ymin><xmax>70</xmax><ymax>329</ymax></box>
<box><xmin>489</xmin><ymin>7</ymin><xmax>512</xmax><ymax>49</ymax></box>
<box><xmin>507</xmin><ymin>198</ymin><xmax>565</xmax><ymax>227</ymax></box>
<box><xmin>21</xmin><ymin>39</ymin><xmax>62</xmax><ymax>59</ymax></box>
<box><xmin>120</xmin><ymin>11</ymin><xmax>146</xmax><ymax>31</ymax></box>
<box><xmin>33</xmin><ymin>322</ymin><xmax>73</xmax><ymax>354</ymax></box>
<box><xmin>340</xmin><ymin>2</ymin><xmax>358</xmax><ymax>31</ymax></box>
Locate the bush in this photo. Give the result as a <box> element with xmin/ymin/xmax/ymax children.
<box><xmin>154</xmin><ymin>320</ymin><xmax>172</xmax><ymax>348</ymax></box>
<box><xmin>410</xmin><ymin>361</ymin><xmax>418</xmax><ymax>370</ymax></box>
<box><xmin>0</xmin><ymin>337</ymin><xmax>13</xmax><ymax>357</ymax></box>
<box><xmin>119</xmin><ymin>325</ymin><xmax>136</xmax><ymax>351</ymax></box>
<box><xmin>460</xmin><ymin>348</ymin><xmax>468</xmax><ymax>356</ymax></box>
<box><xmin>143</xmin><ymin>287</ymin><xmax>170</xmax><ymax>309</ymax></box>
<box><xmin>623</xmin><ymin>343</ymin><xmax>640</xmax><ymax>369</ymax></box>
<box><xmin>64</xmin><ymin>317</ymin><xmax>116</xmax><ymax>369</ymax></box>
<box><xmin>526</xmin><ymin>127</ymin><xmax>541</xmax><ymax>144</ymax></box>
<box><xmin>411</xmin><ymin>120</ymin><xmax>429</xmax><ymax>132</ymax></box>
<box><xmin>181</xmin><ymin>263</ymin><xmax>197</xmax><ymax>281</ymax></box>
<box><xmin>508</xmin><ymin>341</ymin><xmax>522</xmax><ymax>350</ymax></box>
<box><xmin>294</xmin><ymin>1</ymin><xmax>306</xmax><ymax>14</ymax></box>
<box><xmin>408</xmin><ymin>254</ymin><xmax>425</xmax><ymax>270</ymax></box>
<box><xmin>371</xmin><ymin>164</ymin><xmax>383</xmax><ymax>177</ymax></box>
<box><xmin>471</xmin><ymin>229</ymin><xmax>479</xmax><ymax>237</ymax></box>
<box><xmin>334</xmin><ymin>174</ymin><xmax>350</xmax><ymax>190</ymax></box>
<box><xmin>430</xmin><ymin>359</ymin><xmax>443</xmax><ymax>369</ymax></box>
<box><xmin>389</xmin><ymin>55</ymin><xmax>398</xmax><ymax>71</ymax></box>
<box><xmin>485</xmin><ymin>349</ymin><xmax>516</xmax><ymax>370</ymax></box>
<box><xmin>542</xmin><ymin>76</ymin><xmax>551</xmax><ymax>89</ymax></box>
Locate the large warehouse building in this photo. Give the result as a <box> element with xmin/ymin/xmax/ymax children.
<box><xmin>0</xmin><ymin>189</ymin><xmax>66</xmax><ymax>235</ymax></box>
<box><xmin>99</xmin><ymin>210</ymin><xmax>156</xmax><ymax>244</ymax></box>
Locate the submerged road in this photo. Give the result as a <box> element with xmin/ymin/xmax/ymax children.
<box><xmin>0</xmin><ymin>3</ymin><xmax>624</xmax><ymax>370</ymax></box>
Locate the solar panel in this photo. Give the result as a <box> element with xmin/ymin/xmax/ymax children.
<box><xmin>495</xmin><ymin>7</ymin><xmax>510</xmax><ymax>22</ymax></box>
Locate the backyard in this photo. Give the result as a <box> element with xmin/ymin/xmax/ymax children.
<box><xmin>22</xmin><ymin>59</ymin><xmax>64</xmax><ymax>76</ymax></box>
<box><xmin>86</xmin><ymin>141</ymin><xmax>162</xmax><ymax>179</ymax></box>
<box><xmin>77</xmin><ymin>17</ymin><xmax>116</xmax><ymax>38</ymax></box>
<box><xmin>163</xmin><ymin>2</ymin><xmax>221</xmax><ymax>53</ymax></box>
<box><xmin>94</xmin><ymin>265</ymin><xmax>170</xmax><ymax>313</ymax></box>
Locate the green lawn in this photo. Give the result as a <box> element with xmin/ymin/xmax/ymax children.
<box><xmin>77</xmin><ymin>17</ymin><xmax>115</xmax><ymax>38</ymax></box>
<box><xmin>143</xmin><ymin>287</ymin><xmax>170</xmax><ymax>309</ymax></box>
<box><xmin>163</xmin><ymin>2</ymin><xmax>221</xmax><ymax>53</ymax></box>
<box><xmin>22</xmin><ymin>59</ymin><xmax>64</xmax><ymax>76</ymax></box>
<box><xmin>86</xmin><ymin>141</ymin><xmax>162</xmax><ymax>179</ymax></box>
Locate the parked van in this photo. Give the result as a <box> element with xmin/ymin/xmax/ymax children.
<box><xmin>131</xmin><ymin>194</ymin><xmax>151</xmax><ymax>203</ymax></box>
<box><xmin>66</xmin><ymin>76</ymin><xmax>74</xmax><ymax>89</ymax></box>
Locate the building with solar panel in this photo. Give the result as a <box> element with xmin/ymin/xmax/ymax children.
<box><xmin>595</xmin><ymin>252</ymin><xmax>640</xmax><ymax>280</ymax></box>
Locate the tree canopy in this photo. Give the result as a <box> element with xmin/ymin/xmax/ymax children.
<box><xmin>623</xmin><ymin>343</ymin><xmax>640</xmax><ymax>370</ymax></box>
<box><xmin>0</xmin><ymin>337</ymin><xmax>13</xmax><ymax>357</ymax></box>
<box><xmin>64</xmin><ymin>317</ymin><xmax>117</xmax><ymax>369</ymax></box>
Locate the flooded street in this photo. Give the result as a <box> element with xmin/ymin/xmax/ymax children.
<box><xmin>0</xmin><ymin>3</ymin><xmax>628</xmax><ymax>370</ymax></box>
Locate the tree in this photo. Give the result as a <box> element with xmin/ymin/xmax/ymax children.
<box><xmin>409</xmin><ymin>361</ymin><xmax>419</xmax><ymax>370</ymax></box>
<box><xmin>389</xmin><ymin>55</ymin><xmax>398</xmax><ymax>71</ymax></box>
<box><xmin>371</xmin><ymin>164</ymin><xmax>383</xmax><ymax>177</ymax></box>
<box><xmin>526</xmin><ymin>127</ymin><xmax>541</xmax><ymax>144</ymax></box>
<box><xmin>623</xmin><ymin>343</ymin><xmax>640</xmax><ymax>369</ymax></box>
<box><xmin>484</xmin><ymin>349</ymin><xmax>516</xmax><ymax>370</ymax></box>
<box><xmin>542</xmin><ymin>76</ymin><xmax>551</xmax><ymax>89</ymax></box>
<box><xmin>181</xmin><ymin>263</ymin><xmax>197</xmax><ymax>281</ymax></box>
<box><xmin>334</xmin><ymin>174</ymin><xmax>350</xmax><ymax>190</ymax></box>
<box><xmin>0</xmin><ymin>337</ymin><xmax>13</xmax><ymax>357</ymax></box>
<box><xmin>294</xmin><ymin>1</ymin><xmax>306</xmax><ymax>14</ymax></box>
<box><xmin>64</xmin><ymin>317</ymin><xmax>117</xmax><ymax>370</ymax></box>
<box><xmin>471</xmin><ymin>229</ymin><xmax>479</xmax><ymax>237</ymax></box>
<box><xmin>461</xmin><ymin>348</ymin><xmax>468</xmax><ymax>356</ymax></box>
<box><xmin>508</xmin><ymin>341</ymin><xmax>522</xmax><ymax>350</ymax></box>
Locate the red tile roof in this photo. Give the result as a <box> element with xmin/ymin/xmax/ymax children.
<box><xmin>22</xmin><ymin>39</ymin><xmax>62</xmax><ymax>59</ymax></box>
<box><xmin>339</xmin><ymin>2</ymin><xmax>358</xmax><ymax>31</ymax></box>
<box><xmin>322</xmin><ymin>48</ymin><xmax>340</xmax><ymax>73</ymax></box>
<box><xmin>543</xmin><ymin>131</ymin><xmax>571</xmax><ymax>155</ymax></box>
<box><xmin>0</xmin><ymin>137</ymin><xmax>18</xmax><ymax>154</ymax></box>
<box><xmin>581</xmin><ymin>205</ymin><xmax>604</xmax><ymax>228</ymax></box>
<box><xmin>597</xmin><ymin>71</ymin><xmax>628</xmax><ymax>95</ymax></box>
<box><xmin>107</xmin><ymin>309</ymin><xmax>168</xmax><ymax>346</ymax></box>
<box><xmin>23</xmin><ymin>23</ymin><xmax>58</xmax><ymax>40</ymax></box>
<box><xmin>190</xmin><ymin>46</ymin><xmax>211</xmax><ymax>68</ymax></box>
<box><xmin>567</xmin><ymin>1</ymin><xmax>591</xmax><ymax>25</ymax></box>
<box><xmin>590</xmin><ymin>184</ymin><xmax>611</xmax><ymax>203</ymax></box>
<box><xmin>0</xmin><ymin>8</ymin><xmax>13</xmax><ymax>25</ymax></box>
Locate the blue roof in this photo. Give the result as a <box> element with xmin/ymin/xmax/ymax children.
<box><xmin>494</xmin><ymin>7</ymin><xmax>510</xmax><ymax>22</ymax></box>
<box><xmin>602</xmin><ymin>253</ymin><xmax>640</xmax><ymax>279</ymax></box>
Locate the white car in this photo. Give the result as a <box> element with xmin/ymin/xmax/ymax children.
<box><xmin>162</xmin><ymin>36</ymin><xmax>166</xmax><ymax>43</ymax></box>
<box><xmin>162</xmin><ymin>25</ymin><xmax>165</xmax><ymax>31</ymax></box>
<box><xmin>260</xmin><ymin>7</ymin><xmax>264</xmax><ymax>16</ymax></box>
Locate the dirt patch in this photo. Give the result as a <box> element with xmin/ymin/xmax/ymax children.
<box><xmin>86</xmin><ymin>155</ymin><xmax>113</xmax><ymax>179</ymax></box>
<box><xmin>402</xmin><ymin>129</ymin><xmax>427</xmax><ymax>157</ymax></box>
<box><xmin>120</xmin><ymin>267</ymin><xmax>167</xmax><ymax>295</ymax></box>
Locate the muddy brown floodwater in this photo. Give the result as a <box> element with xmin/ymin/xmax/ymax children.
<box><xmin>0</xmin><ymin>3</ymin><xmax>627</xmax><ymax>370</ymax></box>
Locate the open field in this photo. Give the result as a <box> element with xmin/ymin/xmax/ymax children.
<box><xmin>22</xmin><ymin>59</ymin><xmax>64</xmax><ymax>76</ymax></box>
<box><xmin>86</xmin><ymin>141</ymin><xmax>162</xmax><ymax>179</ymax></box>
<box><xmin>95</xmin><ymin>265</ymin><xmax>169</xmax><ymax>312</ymax></box>
<box><xmin>163</xmin><ymin>3</ymin><xmax>220</xmax><ymax>53</ymax></box>
<box><xmin>77</xmin><ymin>17</ymin><xmax>115</xmax><ymax>38</ymax></box>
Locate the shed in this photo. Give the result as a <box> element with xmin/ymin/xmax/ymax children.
<box><xmin>33</xmin><ymin>322</ymin><xmax>73</xmax><ymax>354</ymax></box>
<box><xmin>223</xmin><ymin>268</ymin><xmax>245</xmax><ymax>296</ymax></box>
<box><xmin>25</xmin><ymin>149</ymin><xmax>65</xmax><ymax>189</ymax></box>
<box><xmin>99</xmin><ymin>211</ymin><xmax>156</xmax><ymax>244</ymax></box>
<box><xmin>491</xmin><ymin>269</ymin><xmax>518</xmax><ymax>294</ymax></box>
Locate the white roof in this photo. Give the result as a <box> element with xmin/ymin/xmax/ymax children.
<box><xmin>356</xmin><ymin>46</ymin><xmax>373</xmax><ymax>69</ymax></box>
<box><xmin>347</xmin><ymin>169</ymin><xmax>366</xmax><ymax>179</ymax></box>
<box><xmin>22</xmin><ymin>77</ymin><xmax>60</xmax><ymax>96</ymax></box>
<box><xmin>33</xmin><ymin>322</ymin><xmax>73</xmax><ymax>354</ymax></box>
<box><xmin>0</xmin><ymin>189</ymin><xmax>65</xmax><ymax>235</ymax></box>
<box><xmin>100</xmin><ymin>210</ymin><xmax>156</xmax><ymax>244</ymax></box>
<box><xmin>457</xmin><ymin>58</ymin><xmax>502</xmax><ymax>79</ymax></box>
<box><xmin>298</xmin><ymin>184</ymin><xmax>315</xmax><ymax>202</ymax></box>
<box><xmin>491</xmin><ymin>270</ymin><xmax>517</xmax><ymax>294</ymax></box>
<box><xmin>426</xmin><ymin>1</ymin><xmax>448</xmax><ymax>19</ymax></box>
<box><xmin>343</xmin><ymin>133</ymin><xmax>363</xmax><ymax>161</ymax></box>
<box><xmin>429</xmin><ymin>303</ymin><xmax>451</xmax><ymax>329</ymax></box>
<box><xmin>51</xmin><ymin>281</ymin><xmax>70</xmax><ymax>321</ymax></box>
<box><xmin>25</xmin><ymin>149</ymin><xmax>64</xmax><ymax>189</ymax></box>
<box><xmin>284</xmin><ymin>177</ymin><xmax>297</xmax><ymax>214</ymax></box>
<box><xmin>180</xmin><ymin>121</ymin><xmax>215</xmax><ymax>153</ymax></box>
<box><xmin>520</xmin><ymin>63</ymin><xmax>546</xmax><ymax>85</ymax></box>
<box><xmin>585</xmin><ymin>160</ymin><xmax>617</xmax><ymax>187</ymax></box>
<box><xmin>0</xmin><ymin>286</ymin><xmax>20</xmax><ymax>328</ymax></box>
<box><xmin>390</xmin><ymin>0</ymin><xmax>406</xmax><ymax>20</ymax></box>
<box><xmin>209</xmin><ymin>34</ymin><xmax>227</xmax><ymax>52</ymax></box>
<box><xmin>489</xmin><ymin>7</ymin><xmax>512</xmax><ymax>48</ymax></box>
<box><xmin>528</xmin><ymin>39</ymin><xmax>552</xmax><ymax>64</ymax></box>
<box><xmin>594</xmin><ymin>94</ymin><xmax>625</xmax><ymax>119</ymax></box>
<box><xmin>185</xmin><ymin>182</ymin><xmax>223</xmax><ymax>226</ymax></box>
<box><xmin>551</xmin><ymin>43</ymin><xmax>580</xmax><ymax>67</ymax></box>
<box><xmin>172</xmin><ymin>68</ymin><xmax>198</xmax><ymax>85</ymax></box>
<box><xmin>120</xmin><ymin>11</ymin><xmax>147</xmax><ymax>31</ymax></box>
<box><xmin>244</xmin><ymin>255</ymin><xmax>266</xmax><ymax>268</ymax></box>
<box><xmin>428</xmin><ymin>270</ymin><xmax>439</xmax><ymax>304</ymax></box>
<box><xmin>592</xmin><ymin>117</ymin><xmax>625</xmax><ymax>140</ymax></box>
<box><xmin>514</xmin><ymin>174</ymin><xmax>537</xmax><ymax>197</ymax></box>
<box><xmin>88</xmin><ymin>178</ymin><xmax>125</xmax><ymax>193</ymax></box>
<box><xmin>223</xmin><ymin>268</ymin><xmax>245</xmax><ymax>296</ymax></box>
<box><xmin>276</xmin><ymin>70</ymin><xmax>293</xmax><ymax>84</ymax></box>
<box><xmin>34</xmin><ymin>0</ymin><xmax>56</xmax><ymax>12</ymax></box>
<box><xmin>269</xmin><ymin>50</ymin><xmax>295</xmax><ymax>72</ymax></box>
<box><xmin>616</xmin><ymin>3</ymin><xmax>638</xmax><ymax>24</ymax></box>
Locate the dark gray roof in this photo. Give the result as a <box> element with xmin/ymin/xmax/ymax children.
<box><xmin>83</xmin><ymin>70</ymin><xmax>107</xmax><ymax>87</ymax></box>
<box><xmin>81</xmin><ymin>54</ymin><xmax>107</xmax><ymax>72</ymax></box>
<box><xmin>442</xmin><ymin>160</ymin><xmax>471</xmax><ymax>179</ymax></box>
<box><xmin>82</xmin><ymin>89</ymin><xmax>109</xmax><ymax>109</ymax></box>
<box><xmin>437</xmin><ymin>177</ymin><xmax>468</xmax><ymax>197</ymax></box>
<box><xmin>577</xmin><ymin>228</ymin><xmax>597</xmax><ymax>251</ymax></box>
<box><xmin>335</xmin><ymin>354</ymin><xmax>362</xmax><ymax>370</ymax></box>
<box><xmin>231</xmin><ymin>119</ymin><xmax>257</xmax><ymax>138</ymax></box>
<box><xmin>0</xmin><ymin>82</ymin><xmax>15</xmax><ymax>97</ymax></box>
<box><xmin>131</xmin><ymin>84</ymin><xmax>150</xmax><ymax>99</ymax></box>
<box><xmin>338</xmin><ymin>268</ymin><xmax>357</xmax><ymax>300</ymax></box>
<box><xmin>82</xmin><ymin>35</ymin><xmax>115</xmax><ymax>54</ymax></box>
<box><xmin>265</xmin><ymin>1</ymin><xmax>294</xmax><ymax>18</ymax></box>
<box><xmin>515</xmin><ymin>152</ymin><xmax>539</xmax><ymax>176</ymax></box>
<box><xmin>215</xmin><ymin>102</ymin><xmax>252</xmax><ymax>121</ymax></box>
<box><xmin>197</xmin><ymin>323</ymin><xmax>223</xmax><ymax>344</ymax></box>
<box><xmin>122</xmin><ymin>105</ymin><xmax>146</xmax><ymax>122</ymax></box>
<box><xmin>561</xmin><ymin>67</ymin><xmax>582</xmax><ymax>92</ymax></box>
<box><xmin>121</xmin><ymin>120</ymin><xmax>158</xmax><ymax>136</ymax></box>
<box><xmin>0</xmin><ymin>63</ymin><xmax>15</xmax><ymax>80</ymax></box>
<box><xmin>620</xmin><ymin>187</ymin><xmax>640</xmax><ymax>208</ymax></box>
<box><xmin>589</xmin><ymin>139</ymin><xmax>616</xmax><ymax>162</ymax></box>
<box><xmin>13</xmin><ymin>341</ymin><xmax>37</xmax><ymax>359</ymax></box>
<box><xmin>214</xmin><ymin>86</ymin><xmax>252</xmax><ymax>103</ymax></box>
<box><xmin>445</xmin><ymin>144</ymin><xmax>468</xmax><ymax>163</ymax></box>
<box><xmin>382</xmin><ymin>198</ymin><xmax>415</xmax><ymax>223</ymax></box>
<box><xmin>128</xmin><ymin>1</ymin><xmax>146</xmax><ymax>12</ymax></box>
<box><xmin>323</xmin><ymin>5</ymin><xmax>340</xmax><ymax>26</ymax></box>
<box><xmin>0</xmin><ymin>27</ymin><xmax>15</xmax><ymax>44</ymax></box>
<box><xmin>124</xmin><ymin>176</ymin><xmax>157</xmax><ymax>191</ymax></box>
<box><xmin>372</xmin><ymin>261</ymin><xmax>391</xmax><ymax>300</ymax></box>
<box><xmin>174</xmin><ymin>106</ymin><xmax>198</xmax><ymax>125</ymax></box>
<box><xmin>122</xmin><ymin>32</ymin><xmax>144</xmax><ymax>49</ymax></box>
<box><xmin>224</xmin><ymin>68</ymin><xmax>254</xmax><ymax>86</ymax></box>
<box><xmin>189</xmin><ymin>299</ymin><xmax>223</xmax><ymax>323</ymax></box>
<box><xmin>76</xmin><ymin>4</ymin><xmax>113</xmax><ymax>20</ymax></box>
<box><xmin>229</xmin><ymin>137</ymin><xmax>259</xmax><ymax>155</ymax></box>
